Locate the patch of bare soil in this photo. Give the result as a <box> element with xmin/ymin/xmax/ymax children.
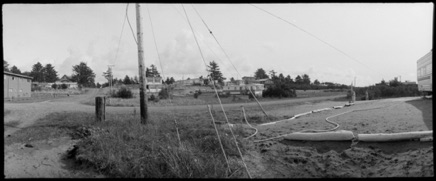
<box><xmin>244</xmin><ymin>97</ymin><xmax>433</xmax><ymax>178</ymax></box>
<box><xmin>4</xmin><ymin>137</ymin><xmax>104</xmax><ymax>178</ymax></box>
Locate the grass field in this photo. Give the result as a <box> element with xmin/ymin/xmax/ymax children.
<box><xmin>5</xmin><ymin>109</ymin><xmax>252</xmax><ymax>178</ymax></box>
<box><xmin>82</xmin><ymin>88</ymin><xmax>347</xmax><ymax>107</ymax></box>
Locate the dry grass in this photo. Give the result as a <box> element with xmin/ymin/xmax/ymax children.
<box><xmin>5</xmin><ymin>109</ymin><xmax>250</xmax><ymax>178</ymax></box>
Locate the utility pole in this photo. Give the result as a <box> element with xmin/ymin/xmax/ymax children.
<box><xmin>136</xmin><ymin>3</ymin><xmax>148</xmax><ymax>124</ymax></box>
<box><xmin>107</xmin><ymin>64</ymin><xmax>115</xmax><ymax>104</ymax></box>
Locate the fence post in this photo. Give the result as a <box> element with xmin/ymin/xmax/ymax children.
<box><xmin>96</xmin><ymin>96</ymin><xmax>106</xmax><ymax>122</ymax></box>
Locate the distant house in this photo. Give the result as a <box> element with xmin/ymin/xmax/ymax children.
<box><xmin>146</xmin><ymin>77</ymin><xmax>163</xmax><ymax>95</ymax></box>
<box><xmin>175</xmin><ymin>78</ymin><xmax>204</xmax><ymax>86</ymax></box>
<box><xmin>223</xmin><ymin>83</ymin><xmax>265</xmax><ymax>97</ymax></box>
<box><xmin>242</xmin><ymin>76</ymin><xmax>256</xmax><ymax>84</ymax></box>
<box><xmin>53</xmin><ymin>75</ymin><xmax>78</xmax><ymax>89</ymax></box>
<box><xmin>4</xmin><ymin>71</ymin><xmax>32</xmax><ymax>98</ymax></box>
<box><xmin>255</xmin><ymin>78</ymin><xmax>273</xmax><ymax>85</ymax></box>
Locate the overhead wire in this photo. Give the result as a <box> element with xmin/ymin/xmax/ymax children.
<box><xmin>191</xmin><ymin>4</ymin><xmax>269</xmax><ymax>118</ymax></box>
<box><xmin>114</xmin><ymin>5</ymin><xmax>128</xmax><ymax>63</ymax></box>
<box><xmin>126</xmin><ymin>3</ymin><xmax>138</xmax><ymax>44</ymax></box>
<box><xmin>249</xmin><ymin>4</ymin><xmax>384</xmax><ymax>78</ymax></box>
<box><xmin>182</xmin><ymin>4</ymin><xmax>252</xmax><ymax>179</ymax></box>
<box><xmin>171</xmin><ymin>4</ymin><xmax>228</xmax><ymax>71</ymax></box>
<box><xmin>145</xmin><ymin>5</ymin><xmax>182</xmax><ymax>146</ymax></box>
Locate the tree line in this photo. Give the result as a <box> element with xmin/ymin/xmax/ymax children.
<box><xmin>351</xmin><ymin>78</ymin><xmax>420</xmax><ymax>100</ymax></box>
<box><xmin>4</xmin><ymin>60</ymin><xmax>96</xmax><ymax>88</ymax></box>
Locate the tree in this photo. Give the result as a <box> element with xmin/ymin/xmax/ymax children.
<box><xmin>44</xmin><ymin>64</ymin><xmax>58</xmax><ymax>83</ymax></box>
<box><xmin>230</xmin><ymin>77</ymin><xmax>235</xmax><ymax>83</ymax></box>
<box><xmin>30</xmin><ymin>62</ymin><xmax>45</xmax><ymax>82</ymax></box>
<box><xmin>285</xmin><ymin>75</ymin><xmax>293</xmax><ymax>84</ymax></box>
<box><xmin>169</xmin><ymin>77</ymin><xmax>175</xmax><ymax>84</ymax></box>
<box><xmin>254</xmin><ymin>68</ymin><xmax>269</xmax><ymax>79</ymax></box>
<box><xmin>130</xmin><ymin>77</ymin><xmax>135</xmax><ymax>84</ymax></box>
<box><xmin>207</xmin><ymin>61</ymin><xmax>225</xmax><ymax>85</ymax></box>
<box><xmin>71</xmin><ymin>62</ymin><xmax>96</xmax><ymax>87</ymax></box>
<box><xmin>103</xmin><ymin>67</ymin><xmax>113</xmax><ymax>85</ymax></box>
<box><xmin>123</xmin><ymin>75</ymin><xmax>131</xmax><ymax>84</ymax></box>
<box><xmin>314</xmin><ymin>79</ymin><xmax>320</xmax><ymax>85</ymax></box>
<box><xmin>146</xmin><ymin>64</ymin><xmax>160</xmax><ymax>77</ymax></box>
<box><xmin>389</xmin><ymin>77</ymin><xmax>401</xmax><ymax>87</ymax></box>
<box><xmin>295</xmin><ymin>75</ymin><xmax>303</xmax><ymax>85</ymax></box>
<box><xmin>22</xmin><ymin>71</ymin><xmax>31</xmax><ymax>77</ymax></box>
<box><xmin>278</xmin><ymin>73</ymin><xmax>285</xmax><ymax>82</ymax></box>
<box><xmin>96</xmin><ymin>82</ymin><xmax>101</xmax><ymax>88</ymax></box>
<box><xmin>10</xmin><ymin>65</ymin><xmax>21</xmax><ymax>74</ymax></box>
<box><xmin>4</xmin><ymin>60</ymin><xmax>10</xmax><ymax>71</ymax></box>
<box><xmin>302</xmin><ymin>74</ymin><xmax>311</xmax><ymax>85</ymax></box>
<box><xmin>269</xmin><ymin>70</ymin><xmax>277</xmax><ymax>79</ymax></box>
<box><xmin>134</xmin><ymin>76</ymin><xmax>139</xmax><ymax>84</ymax></box>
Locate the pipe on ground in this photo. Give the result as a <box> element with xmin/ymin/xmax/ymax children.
<box><xmin>283</xmin><ymin>130</ymin><xmax>354</xmax><ymax>141</ymax></box>
<box><xmin>357</xmin><ymin>131</ymin><xmax>433</xmax><ymax>142</ymax></box>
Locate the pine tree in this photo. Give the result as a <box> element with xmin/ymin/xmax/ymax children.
<box><xmin>44</xmin><ymin>64</ymin><xmax>58</xmax><ymax>83</ymax></box>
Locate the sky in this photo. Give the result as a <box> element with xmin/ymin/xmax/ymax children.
<box><xmin>3</xmin><ymin>3</ymin><xmax>433</xmax><ymax>86</ymax></box>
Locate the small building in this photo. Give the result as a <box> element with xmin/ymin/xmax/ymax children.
<box><xmin>4</xmin><ymin>71</ymin><xmax>32</xmax><ymax>98</ymax></box>
<box><xmin>242</xmin><ymin>76</ymin><xmax>256</xmax><ymax>84</ymax></box>
<box><xmin>175</xmin><ymin>78</ymin><xmax>204</xmax><ymax>86</ymax></box>
<box><xmin>255</xmin><ymin>78</ymin><xmax>274</xmax><ymax>85</ymax></box>
<box><xmin>57</xmin><ymin>75</ymin><xmax>78</xmax><ymax>89</ymax></box>
<box><xmin>223</xmin><ymin>83</ymin><xmax>265</xmax><ymax>97</ymax></box>
<box><xmin>146</xmin><ymin>77</ymin><xmax>163</xmax><ymax>94</ymax></box>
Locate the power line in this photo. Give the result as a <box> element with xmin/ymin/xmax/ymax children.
<box><xmin>192</xmin><ymin>4</ymin><xmax>269</xmax><ymax>117</ymax></box>
<box><xmin>182</xmin><ymin>4</ymin><xmax>252</xmax><ymax>178</ymax></box>
<box><xmin>171</xmin><ymin>4</ymin><xmax>227</xmax><ymax>70</ymax></box>
<box><xmin>114</xmin><ymin>5</ymin><xmax>128</xmax><ymax>63</ymax></box>
<box><xmin>249</xmin><ymin>4</ymin><xmax>384</xmax><ymax>78</ymax></box>
<box><xmin>146</xmin><ymin>5</ymin><xmax>182</xmax><ymax>146</ymax></box>
<box><xmin>126</xmin><ymin>3</ymin><xmax>138</xmax><ymax>44</ymax></box>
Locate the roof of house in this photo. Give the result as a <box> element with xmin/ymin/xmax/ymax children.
<box><xmin>4</xmin><ymin>71</ymin><xmax>33</xmax><ymax>79</ymax></box>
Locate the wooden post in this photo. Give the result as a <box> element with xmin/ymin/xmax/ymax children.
<box><xmin>95</xmin><ymin>96</ymin><xmax>106</xmax><ymax>122</ymax></box>
<box><xmin>136</xmin><ymin>3</ymin><xmax>148</xmax><ymax>124</ymax></box>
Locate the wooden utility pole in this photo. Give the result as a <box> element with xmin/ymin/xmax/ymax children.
<box><xmin>136</xmin><ymin>4</ymin><xmax>148</xmax><ymax>124</ymax></box>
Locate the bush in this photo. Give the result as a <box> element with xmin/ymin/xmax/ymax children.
<box><xmin>159</xmin><ymin>88</ymin><xmax>170</xmax><ymax>99</ymax></box>
<box><xmin>193</xmin><ymin>92</ymin><xmax>199</xmax><ymax>99</ymax></box>
<box><xmin>112</xmin><ymin>86</ymin><xmax>133</xmax><ymax>99</ymax></box>
<box><xmin>61</xmin><ymin>83</ymin><xmax>68</xmax><ymax>89</ymax></box>
<box><xmin>31</xmin><ymin>86</ymin><xmax>42</xmax><ymax>92</ymax></box>
<box><xmin>353</xmin><ymin>84</ymin><xmax>419</xmax><ymax>100</ymax></box>
<box><xmin>52</xmin><ymin>83</ymin><xmax>57</xmax><ymax>89</ymax></box>
<box><xmin>149</xmin><ymin>94</ymin><xmax>159</xmax><ymax>102</ymax></box>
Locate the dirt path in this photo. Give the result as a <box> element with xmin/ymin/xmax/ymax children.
<box><xmin>242</xmin><ymin>97</ymin><xmax>433</xmax><ymax>178</ymax></box>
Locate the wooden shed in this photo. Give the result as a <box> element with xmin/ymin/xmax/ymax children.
<box><xmin>4</xmin><ymin>71</ymin><xmax>32</xmax><ymax>98</ymax></box>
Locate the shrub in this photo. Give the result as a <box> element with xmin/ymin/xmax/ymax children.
<box><xmin>194</xmin><ymin>92</ymin><xmax>199</xmax><ymax>99</ymax></box>
<box><xmin>52</xmin><ymin>83</ymin><xmax>57</xmax><ymax>89</ymax></box>
<box><xmin>112</xmin><ymin>86</ymin><xmax>133</xmax><ymax>99</ymax></box>
<box><xmin>61</xmin><ymin>83</ymin><xmax>68</xmax><ymax>89</ymax></box>
<box><xmin>149</xmin><ymin>94</ymin><xmax>159</xmax><ymax>102</ymax></box>
<box><xmin>31</xmin><ymin>86</ymin><xmax>42</xmax><ymax>92</ymax></box>
<box><xmin>159</xmin><ymin>88</ymin><xmax>170</xmax><ymax>99</ymax></box>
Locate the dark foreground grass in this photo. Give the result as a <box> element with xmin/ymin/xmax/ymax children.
<box><xmin>5</xmin><ymin>110</ymin><xmax>250</xmax><ymax>178</ymax></box>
